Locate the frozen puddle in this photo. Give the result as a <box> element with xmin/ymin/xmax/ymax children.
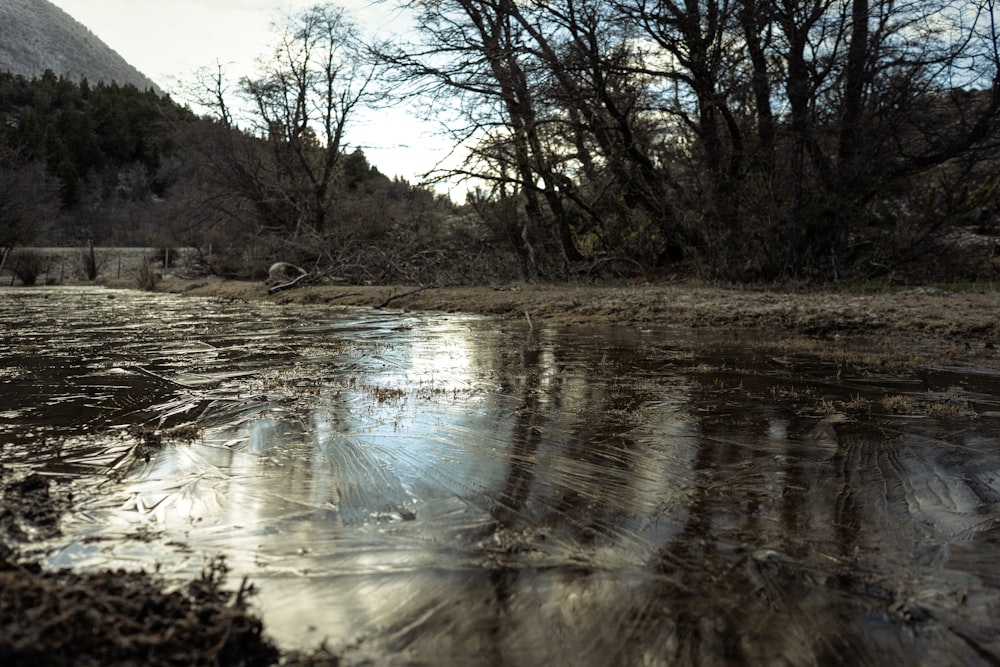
<box><xmin>2</xmin><ymin>286</ymin><xmax>1000</xmax><ymax>664</ymax></box>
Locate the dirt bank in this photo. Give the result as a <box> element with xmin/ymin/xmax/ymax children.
<box><xmin>156</xmin><ymin>277</ymin><xmax>1000</xmax><ymax>356</ymax></box>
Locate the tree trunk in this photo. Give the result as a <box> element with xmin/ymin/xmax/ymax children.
<box><xmin>838</xmin><ymin>0</ymin><xmax>869</xmax><ymax>192</ymax></box>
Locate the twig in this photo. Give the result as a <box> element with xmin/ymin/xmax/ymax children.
<box><xmin>327</xmin><ymin>290</ymin><xmax>364</xmax><ymax>301</ymax></box>
<box><xmin>375</xmin><ymin>285</ymin><xmax>434</xmax><ymax>308</ymax></box>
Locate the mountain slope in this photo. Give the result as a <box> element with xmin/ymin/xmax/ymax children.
<box><xmin>0</xmin><ymin>0</ymin><xmax>159</xmax><ymax>91</ymax></box>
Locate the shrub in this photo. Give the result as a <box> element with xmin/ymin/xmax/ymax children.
<box><xmin>134</xmin><ymin>256</ymin><xmax>159</xmax><ymax>291</ymax></box>
<box><xmin>9</xmin><ymin>249</ymin><xmax>46</xmax><ymax>286</ymax></box>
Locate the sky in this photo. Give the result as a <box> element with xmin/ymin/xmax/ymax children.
<box><xmin>47</xmin><ymin>0</ymin><xmax>456</xmax><ymax>195</ymax></box>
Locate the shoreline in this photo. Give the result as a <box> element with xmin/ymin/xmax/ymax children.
<box><xmin>152</xmin><ymin>276</ymin><xmax>1000</xmax><ymax>338</ymax></box>
<box><xmin>6</xmin><ymin>276</ymin><xmax>1000</xmax><ymax>366</ymax></box>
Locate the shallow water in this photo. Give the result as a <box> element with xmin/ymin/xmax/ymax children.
<box><xmin>3</xmin><ymin>286</ymin><xmax>1000</xmax><ymax>664</ymax></box>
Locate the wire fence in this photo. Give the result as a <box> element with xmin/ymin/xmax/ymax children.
<box><xmin>1</xmin><ymin>247</ymin><xmax>192</xmax><ymax>286</ymax></box>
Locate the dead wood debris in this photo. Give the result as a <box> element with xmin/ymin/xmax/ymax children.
<box><xmin>375</xmin><ymin>285</ymin><xmax>434</xmax><ymax>308</ymax></box>
<box><xmin>268</xmin><ymin>271</ymin><xmax>312</xmax><ymax>294</ymax></box>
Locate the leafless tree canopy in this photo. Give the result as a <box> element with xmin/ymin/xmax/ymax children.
<box><xmin>197</xmin><ymin>6</ymin><xmax>381</xmax><ymax>238</ymax></box>
<box><xmin>382</xmin><ymin>0</ymin><xmax>1000</xmax><ymax>279</ymax></box>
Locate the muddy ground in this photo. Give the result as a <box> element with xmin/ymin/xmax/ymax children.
<box><xmin>3</xmin><ymin>276</ymin><xmax>1000</xmax><ymax>665</ymax></box>
<box><xmin>161</xmin><ymin>277</ymin><xmax>1000</xmax><ymax>365</ymax></box>
<box><xmin>163</xmin><ymin>277</ymin><xmax>1000</xmax><ymax>334</ymax></box>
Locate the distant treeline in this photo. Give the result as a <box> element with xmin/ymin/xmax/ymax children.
<box><xmin>0</xmin><ymin>69</ymin><xmax>189</xmax><ymax>208</ymax></box>
<box><xmin>0</xmin><ymin>69</ymin><xmax>480</xmax><ymax>284</ymax></box>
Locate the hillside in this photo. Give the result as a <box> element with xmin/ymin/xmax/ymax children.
<box><xmin>0</xmin><ymin>0</ymin><xmax>159</xmax><ymax>91</ymax></box>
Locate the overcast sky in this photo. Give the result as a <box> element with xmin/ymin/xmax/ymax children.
<box><xmin>47</xmin><ymin>1</ymin><xmax>453</xmax><ymax>193</ymax></box>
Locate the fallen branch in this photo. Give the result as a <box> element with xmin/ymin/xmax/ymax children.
<box><xmin>375</xmin><ymin>285</ymin><xmax>434</xmax><ymax>308</ymax></box>
<box><xmin>268</xmin><ymin>272</ymin><xmax>311</xmax><ymax>294</ymax></box>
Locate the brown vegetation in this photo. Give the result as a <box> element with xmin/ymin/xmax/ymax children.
<box><xmin>156</xmin><ymin>277</ymin><xmax>1000</xmax><ymax>362</ymax></box>
<box><xmin>0</xmin><ymin>559</ymin><xmax>279</xmax><ymax>667</ymax></box>
<box><xmin>5</xmin><ymin>249</ymin><xmax>46</xmax><ymax>286</ymax></box>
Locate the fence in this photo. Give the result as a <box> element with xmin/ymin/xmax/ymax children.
<box><xmin>1</xmin><ymin>247</ymin><xmax>191</xmax><ymax>286</ymax></box>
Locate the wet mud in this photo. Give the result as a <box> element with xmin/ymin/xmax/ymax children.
<box><xmin>2</xmin><ymin>286</ymin><xmax>1000</xmax><ymax>665</ymax></box>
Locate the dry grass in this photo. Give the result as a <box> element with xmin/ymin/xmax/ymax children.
<box><xmin>838</xmin><ymin>392</ymin><xmax>979</xmax><ymax>418</ymax></box>
<box><xmin>141</xmin><ymin>278</ymin><xmax>1000</xmax><ymax>372</ymax></box>
<box><xmin>880</xmin><ymin>394</ymin><xmax>921</xmax><ymax>415</ymax></box>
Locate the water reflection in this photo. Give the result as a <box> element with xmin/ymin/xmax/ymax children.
<box><xmin>2</xmin><ymin>287</ymin><xmax>1000</xmax><ymax>664</ymax></box>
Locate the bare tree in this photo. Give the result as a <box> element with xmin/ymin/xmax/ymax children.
<box><xmin>382</xmin><ymin>0</ymin><xmax>594</xmax><ymax>269</ymax></box>
<box><xmin>382</xmin><ymin>0</ymin><xmax>1000</xmax><ymax>278</ymax></box>
<box><xmin>196</xmin><ymin>5</ymin><xmax>379</xmax><ymax>239</ymax></box>
<box><xmin>615</xmin><ymin>0</ymin><xmax>1000</xmax><ymax>276</ymax></box>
